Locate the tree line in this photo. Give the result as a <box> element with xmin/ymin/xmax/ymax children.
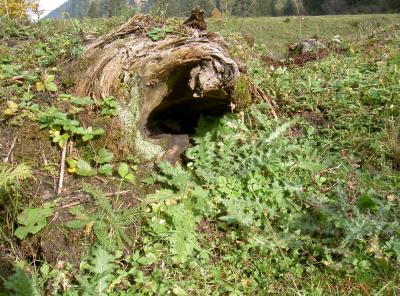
<box><xmin>1</xmin><ymin>0</ymin><xmax>399</xmax><ymax>20</ymax></box>
<box><xmin>145</xmin><ymin>0</ymin><xmax>400</xmax><ymax>17</ymax></box>
<box><xmin>41</xmin><ymin>0</ymin><xmax>400</xmax><ymax>19</ymax></box>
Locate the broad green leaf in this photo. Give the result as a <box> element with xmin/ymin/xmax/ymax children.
<box><xmin>117</xmin><ymin>163</ymin><xmax>129</xmax><ymax>178</ymax></box>
<box><xmin>45</xmin><ymin>81</ymin><xmax>58</xmax><ymax>92</ymax></box>
<box><xmin>43</xmin><ymin>75</ymin><xmax>57</xmax><ymax>92</ymax></box>
<box><xmin>76</xmin><ymin>159</ymin><xmax>96</xmax><ymax>177</ymax></box>
<box><xmin>98</xmin><ymin>164</ymin><xmax>113</xmax><ymax>176</ymax></box>
<box><xmin>357</xmin><ymin>195</ymin><xmax>381</xmax><ymax>211</ymax></box>
<box><xmin>95</xmin><ymin>148</ymin><xmax>114</xmax><ymax>164</ymax></box>
<box><xmin>172</xmin><ymin>286</ymin><xmax>188</xmax><ymax>296</ymax></box>
<box><xmin>27</xmin><ymin>104</ymin><xmax>39</xmax><ymax>112</ymax></box>
<box><xmin>51</xmin><ymin>131</ymin><xmax>69</xmax><ymax>148</ymax></box>
<box><xmin>137</xmin><ymin>253</ymin><xmax>157</xmax><ymax>265</ymax></box>
<box><xmin>22</xmin><ymin>92</ymin><xmax>34</xmax><ymax>101</ymax></box>
<box><xmin>124</xmin><ymin>173</ymin><xmax>135</xmax><ymax>184</ymax></box>
<box><xmin>14</xmin><ymin>207</ymin><xmax>54</xmax><ymax>239</ymax></box>
<box><xmin>81</xmin><ymin>128</ymin><xmax>105</xmax><ymax>141</ymax></box>
<box><xmin>70</xmin><ymin>96</ymin><xmax>95</xmax><ymax>106</ymax></box>
<box><xmin>44</xmin><ymin>74</ymin><xmax>54</xmax><ymax>82</ymax></box>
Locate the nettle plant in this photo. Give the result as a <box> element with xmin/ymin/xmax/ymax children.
<box><xmin>66</xmin><ymin>147</ymin><xmax>114</xmax><ymax>177</ymax></box>
<box><xmin>37</xmin><ymin>95</ymin><xmax>121</xmax><ymax>148</ymax></box>
<box><xmin>38</xmin><ymin>106</ymin><xmax>105</xmax><ymax>148</ymax></box>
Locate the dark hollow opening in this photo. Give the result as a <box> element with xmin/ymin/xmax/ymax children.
<box><xmin>145</xmin><ymin>65</ymin><xmax>232</xmax><ymax>137</ymax></box>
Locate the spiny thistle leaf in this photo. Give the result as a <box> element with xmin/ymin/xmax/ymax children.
<box><xmin>91</xmin><ymin>246</ymin><xmax>116</xmax><ymax>295</ymax></box>
<box><xmin>4</xmin><ymin>267</ymin><xmax>40</xmax><ymax>296</ymax></box>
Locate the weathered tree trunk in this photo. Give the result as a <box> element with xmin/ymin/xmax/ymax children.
<box><xmin>71</xmin><ymin>13</ymin><xmax>242</xmax><ymax>161</ymax></box>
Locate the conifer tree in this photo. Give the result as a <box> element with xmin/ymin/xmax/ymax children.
<box><xmin>283</xmin><ymin>0</ymin><xmax>295</xmax><ymax>15</ymax></box>
<box><xmin>270</xmin><ymin>0</ymin><xmax>277</xmax><ymax>16</ymax></box>
<box><xmin>231</xmin><ymin>0</ymin><xmax>252</xmax><ymax>16</ymax></box>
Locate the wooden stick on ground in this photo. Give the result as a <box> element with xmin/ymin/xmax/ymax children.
<box><xmin>257</xmin><ymin>87</ymin><xmax>279</xmax><ymax>120</ymax></box>
<box><xmin>57</xmin><ymin>140</ymin><xmax>68</xmax><ymax>195</ymax></box>
<box><xmin>3</xmin><ymin>135</ymin><xmax>17</xmax><ymax>163</ymax></box>
<box><xmin>58</xmin><ymin>190</ymin><xmax>141</xmax><ymax>209</ymax></box>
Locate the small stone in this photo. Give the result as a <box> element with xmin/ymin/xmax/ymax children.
<box><xmin>289</xmin><ymin>39</ymin><xmax>326</xmax><ymax>56</ymax></box>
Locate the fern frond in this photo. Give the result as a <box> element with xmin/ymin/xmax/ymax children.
<box><xmin>0</xmin><ymin>163</ymin><xmax>32</xmax><ymax>189</ymax></box>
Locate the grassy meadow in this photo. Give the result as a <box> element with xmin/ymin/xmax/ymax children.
<box><xmin>209</xmin><ymin>14</ymin><xmax>400</xmax><ymax>55</ymax></box>
<box><xmin>0</xmin><ymin>13</ymin><xmax>399</xmax><ymax>295</ymax></box>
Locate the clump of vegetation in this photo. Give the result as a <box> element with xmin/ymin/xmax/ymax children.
<box><xmin>232</xmin><ymin>74</ymin><xmax>254</xmax><ymax>109</ymax></box>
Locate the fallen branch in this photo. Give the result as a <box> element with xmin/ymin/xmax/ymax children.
<box><xmin>257</xmin><ymin>87</ymin><xmax>279</xmax><ymax>120</ymax></box>
<box><xmin>58</xmin><ymin>190</ymin><xmax>141</xmax><ymax>209</ymax></box>
<box><xmin>104</xmin><ymin>190</ymin><xmax>133</xmax><ymax>197</ymax></box>
<box><xmin>57</xmin><ymin>140</ymin><xmax>68</xmax><ymax>195</ymax></box>
<box><xmin>59</xmin><ymin>201</ymin><xmax>81</xmax><ymax>210</ymax></box>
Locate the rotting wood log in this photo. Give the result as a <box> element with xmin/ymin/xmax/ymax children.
<box><xmin>70</xmin><ymin>9</ymin><xmax>246</xmax><ymax>162</ymax></box>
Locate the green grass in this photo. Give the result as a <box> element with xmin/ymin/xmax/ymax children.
<box><xmin>0</xmin><ymin>15</ymin><xmax>399</xmax><ymax>295</ymax></box>
<box><xmin>209</xmin><ymin>14</ymin><xmax>400</xmax><ymax>55</ymax></box>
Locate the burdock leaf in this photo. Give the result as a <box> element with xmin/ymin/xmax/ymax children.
<box><xmin>14</xmin><ymin>207</ymin><xmax>54</xmax><ymax>239</ymax></box>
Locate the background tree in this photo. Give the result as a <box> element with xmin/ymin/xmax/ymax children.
<box><xmin>251</xmin><ymin>0</ymin><xmax>277</xmax><ymax>17</ymax></box>
<box><xmin>87</xmin><ymin>1</ymin><xmax>99</xmax><ymax>18</ymax></box>
<box><xmin>283</xmin><ymin>0</ymin><xmax>295</xmax><ymax>15</ymax></box>
<box><xmin>302</xmin><ymin>0</ymin><xmax>323</xmax><ymax>15</ymax></box>
<box><xmin>231</xmin><ymin>0</ymin><xmax>252</xmax><ymax>17</ymax></box>
<box><xmin>214</xmin><ymin>0</ymin><xmax>222</xmax><ymax>11</ymax></box>
<box><xmin>270</xmin><ymin>0</ymin><xmax>278</xmax><ymax>16</ymax></box>
<box><xmin>0</xmin><ymin>0</ymin><xmax>39</xmax><ymax>19</ymax></box>
<box><xmin>322</xmin><ymin>0</ymin><xmax>347</xmax><ymax>14</ymax></box>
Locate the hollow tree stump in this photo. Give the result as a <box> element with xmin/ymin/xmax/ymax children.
<box><xmin>71</xmin><ymin>11</ymin><xmax>242</xmax><ymax>162</ymax></box>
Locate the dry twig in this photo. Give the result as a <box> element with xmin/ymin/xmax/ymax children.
<box><xmin>57</xmin><ymin>140</ymin><xmax>68</xmax><ymax>195</ymax></box>
<box><xmin>257</xmin><ymin>87</ymin><xmax>279</xmax><ymax>120</ymax></box>
<box><xmin>3</xmin><ymin>135</ymin><xmax>17</xmax><ymax>163</ymax></box>
<box><xmin>58</xmin><ymin>190</ymin><xmax>141</xmax><ymax>209</ymax></box>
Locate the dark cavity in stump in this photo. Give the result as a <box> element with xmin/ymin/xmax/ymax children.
<box><xmin>145</xmin><ymin>64</ymin><xmax>232</xmax><ymax>138</ymax></box>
